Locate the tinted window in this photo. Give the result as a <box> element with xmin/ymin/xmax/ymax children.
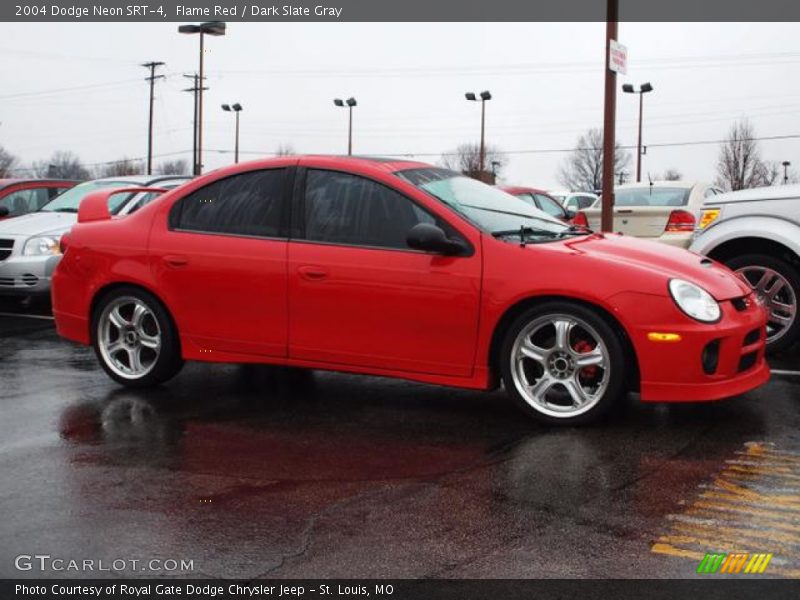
<box><xmin>170</xmin><ymin>170</ymin><xmax>285</xmax><ymax>237</ymax></box>
<box><xmin>304</xmin><ymin>169</ymin><xmax>437</xmax><ymax>249</ymax></box>
<box><xmin>534</xmin><ymin>194</ymin><xmax>565</xmax><ymax>218</ymax></box>
<box><xmin>0</xmin><ymin>188</ymin><xmax>52</xmax><ymax>216</ymax></box>
<box><xmin>513</xmin><ymin>193</ymin><xmax>537</xmax><ymax>208</ymax></box>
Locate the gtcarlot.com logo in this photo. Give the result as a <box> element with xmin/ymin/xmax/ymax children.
<box><xmin>14</xmin><ymin>554</ymin><xmax>194</xmax><ymax>573</ymax></box>
<box><xmin>697</xmin><ymin>552</ymin><xmax>773</xmax><ymax>574</ymax></box>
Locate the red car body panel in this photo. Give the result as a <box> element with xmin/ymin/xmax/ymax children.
<box><xmin>52</xmin><ymin>156</ymin><xmax>769</xmax><ymax>402</ymax></box>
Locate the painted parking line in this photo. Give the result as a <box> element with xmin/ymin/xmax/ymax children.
<box><xmin>0</xmin><ymin>312</ymin><xmax>54</xmax><ymax>321</ymax></box>
<box><xmin>771</xmin><ymin>369</ymin><xmax>800</xmax><ymax>377</ymax></box>
<box><xmin>651</xmin><ymin>442</ymin><xmax>800</xmax><ymax>578</ymax></box>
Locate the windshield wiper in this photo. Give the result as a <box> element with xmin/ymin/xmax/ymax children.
<box><xmin>557</xmin><ymin>224</ymin><xmax>593</xmax><ymax>237</ymax></box>
<box><xmin>46</xmin><ymin>208</ymin><xmax>78</xmax><ymax>213</ymax></box>
<box><xmin>492</xmin><ymin>226</ymin><xmax>563</xmax><ymax>247</ymax></box>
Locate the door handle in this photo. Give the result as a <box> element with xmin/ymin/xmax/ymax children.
<box><xmin>298</xmin><ymin>266</ymin><xmax>328</xmax><ymax>281</ymax></box>
<box><xmin>164</xmin><ymin>255</ymin><xmax>189</xmax><ymax>268</ymax></box>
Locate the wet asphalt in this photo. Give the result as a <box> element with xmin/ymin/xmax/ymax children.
<box><xmin>0</xmin><ymin>298</ymin><xmax>799</xmax><ymax>580</ymax></box>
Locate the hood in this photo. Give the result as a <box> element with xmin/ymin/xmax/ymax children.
<box><xmin>562</xmin><ymin>233</ymin><xmax>751</xmax><ymax>301</ymax></box>
<box><xmin>0</xmin><ymin>211</ymin><xmax>77</xmax><ymax>238</ymax></box>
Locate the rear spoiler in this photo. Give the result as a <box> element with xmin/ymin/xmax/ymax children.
<box><xmin>77</xmin><ymin>187</ymin><xmax>169</xmax><ymax>223</ymax></box>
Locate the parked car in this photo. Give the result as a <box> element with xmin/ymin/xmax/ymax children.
<box><xmin>580</xmin><ymin>181</ymin><xmax>723</xmax><ymax>248</ymax></box>
<box><xmin>0</xmin><ymin>179</ymin><xmax>79</xmax><ymax>220</ymax></box>
<box><xmin>0</xmin><ymin>175</ymin><xmax>189</xmax><ymax>297</ymax></box>
<box><xmin>690</xmin><ymin>184</ymin><xmax>800</xmax><ymax>352</ymax></box>
<box><xmin>562</xmin><ymin>192</ymin><xmax>599</xmax><ymax>212</ymax></box>
<box><xmin>52</xmin><ymin>157</ymin><xmax>768</xmax><ymax>425</ymax></box>
<box><xmin>500</xmin><ymin>186</ymin><xmax>575</xmax><ymax>222</ymax></box>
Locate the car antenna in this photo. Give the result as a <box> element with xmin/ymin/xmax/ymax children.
<box><xmin>648</xmin><ymin>173</ymin><xmax>654</xmax><ymax>195</ymax></box>
<box><xmin>519</xmin><ymin>225</ymin><xmax>527</xmax><ymax>248</ymax></box>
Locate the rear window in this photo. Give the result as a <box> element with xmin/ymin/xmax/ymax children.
<box><xmin>615</xmin><ymin>187</ymin><xmax>690</xmax><ymax>207</ymax></box>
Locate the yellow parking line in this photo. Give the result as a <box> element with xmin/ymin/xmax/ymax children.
<box><xmin>689</xmin><ymin>503</ymin><xmax>800</xmax><ymax>528</ymax></box>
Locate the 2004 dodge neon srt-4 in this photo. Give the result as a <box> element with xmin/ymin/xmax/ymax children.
<box><xmin>52</xmin><ymin>156</ymin><xmax>769</xmax><ymax>425</ymax></box>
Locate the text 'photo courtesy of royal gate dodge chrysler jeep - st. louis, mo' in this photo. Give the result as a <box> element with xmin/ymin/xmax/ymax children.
<box><xmin>50</xmin><ymin>155</ymin><xmax>769</xmax><ymax>426</ymax></box>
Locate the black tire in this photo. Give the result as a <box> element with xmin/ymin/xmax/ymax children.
<box><xmin>725</xmin><ymin>253</ymin><xmax>800</xmax><ymax>354</ymax></box>
<box><xmin>91</xmin><ymin>286</ymin><xmax>184</xmax><ymax>388</ymax></box>
<box><xmin>499</xmin><ymin>301</ymin><xmax>627</xmax><ymax>426</ymax></box>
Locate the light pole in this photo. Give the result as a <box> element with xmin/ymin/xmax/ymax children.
<box><xmin>178</xmin><ymin>21</ymin><xmax>226</xmax><ymax>175</ymax></box>
<box><xmin>466</xmin><ymin>91</ymin><xmax>491</xmax><ymax>180</ymax></box>
<box><xmin>782</xmin><ymin>160</ymin><xmax>791</xmax><ymax>184</ymax></box>
<box><xmin>622</xmin><ymin>82</ymin><xmax>654</xmax><ymax>183</ymax></box>
<box><xmin>222</xmin><ymin>103</ymin><xmax>243</xmax><ymax>164</ymax></box>
<box><xmin>142</xmin><ymin>61</ymin><xmax>165</xmax><ymax>175</ymax></box>
<box><xmin>333</xmin><ymin>97</ymin><xmax>357</xmax><ymax>155</ymax></box>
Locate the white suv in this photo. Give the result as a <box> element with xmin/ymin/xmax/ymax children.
<box><xmin>690</xmin><ymin>184</ymin><xmax>800</xmax><ymax>352</ymax></box>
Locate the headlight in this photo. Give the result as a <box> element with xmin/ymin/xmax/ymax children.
<box><xmin>23</xmin><ymin>236</ymin><xmax>61</xmax><ymax>256</ymax></box>
<box><xmin>668</xmin><ymin>279</ymin><xmax>721</xmax><ymax>323</ymax></box>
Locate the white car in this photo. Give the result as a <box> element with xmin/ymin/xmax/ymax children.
<box><xmin>0</xmin><ymin>175</ymin><xmax>189</xmax><ymax>297</ymax></box>
<box><xmin>580</xmin><ymin>181</ymin><xmax>722</xmax><ymax>248</ymax></box>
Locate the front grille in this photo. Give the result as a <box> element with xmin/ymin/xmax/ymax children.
<box><xmin>21</xmin><ymin>274</ymin><xmax>38</xmax><ymax>286</ymax></box>
<box><xmin>0</xmin><ymin>238</ymin><xmax>13</xmax><ymax>261</ymax></box>
<box><xmin>0</xmin><ymin>277</ymin><xmax>14</xmax><ymax>287</ymax></box>
<box><xmin>731</xmin><ymin>297</ymin><xmax>749</xmax><ymax>312</ymax></box>
<box><xmin>738</xmin><ymin>352</ymin><xmax>758</xmax><ymax>373</ymax></box>
<box><xmin>744</xmin><ymin>328</ymin><xmax>761</xmax><ymax>346</ymax></box>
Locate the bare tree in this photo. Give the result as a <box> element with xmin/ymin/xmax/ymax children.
<box><xmin>275</xmin><ymin>143</ymin><xmax>295</xmax><ymax>156</ymax></box>
<box><xmin>440</xmin><ymin>142</ymin><xmax>508</xmax><ymax>181</ymax></box>
<box><xmin>715</xmin><ymin>120</ymin><xmax>777</xmax><ymax>191</ymax></box>
<box><xmin>660</xmin><ymin>168</ymin><xmax>683</xmax><ymax>181</ymax></box>
<box><xmin>96</xmin><ymin>158</ymin><xmax>144</xmax><ymax>178</ymax></box>
<box><xmin>0</xmin><ymin>145</ymin><xmax>19</xmax><ymax>177</ymax></box>
<box><xmin>156</xmin><ymin>159</ymin><xmax>189</xmax><ymax>175</ymax></box>
<box><xmin>557</xmin><ymin>128</ymin><xmax>630</xmax><ymax>192</ymax></box>
<box><xmin>31</xmin><ymin>150</ymin><xmax>90</xmax><ymax>180</ymax></box>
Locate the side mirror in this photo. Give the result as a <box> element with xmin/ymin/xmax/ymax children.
<box><xmin>406</xmin><ymin>223</ymin><xmax>465</xmax><ymax>256</ymax></box>
<box><xmin>0</xmin><ymin>207</ymin><xmax>9</xmax><ymax>218</ymax></box>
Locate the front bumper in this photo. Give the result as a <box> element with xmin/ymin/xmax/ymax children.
<box><xmin>0</xmin><ymin>253</ymin><xmax>61</xmax><ymax>296</ymax></box>
<box><xmin>610</xmin><ymin>291</ymin><xmax>769</xmax><ymax>402</ymax></box>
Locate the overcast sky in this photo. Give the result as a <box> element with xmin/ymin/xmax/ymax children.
<box><xmin>2</xmin><ymin>22</ymin><xmax>800</xmax><ymax>188</ymax></box>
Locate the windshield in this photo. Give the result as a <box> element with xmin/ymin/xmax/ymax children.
<box><xmin>615</xmin><ymin>186</ymin><xmax>690</xmax><ymax>207</ymax></box>
<box><xmin>41</xmin><ymin>180</ymin><xmax>136</xmax><ymax>214</ymax></box>
<box><xmin>397</xmin><ymin>168</ymin><xmax>573</xmax><ymax>242</ymax></box>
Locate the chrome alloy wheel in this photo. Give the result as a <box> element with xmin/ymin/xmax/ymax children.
<box><xmin>510</xmin><ymin>314</ymin><xmax>610</xmax><ymax>418</ymax></box>
<box><xmin>736</xmin><ymin>266</ymin><xmax>797</xmax><ymax>345</ymax></box>
<box><xmin>97</xmin><ymin>296</ymin><xmax>162</xmax><ymax>380</ymax></box>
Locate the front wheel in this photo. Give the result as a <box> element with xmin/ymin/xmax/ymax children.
<box><xmin>92</xmin><ymin>287</ymin><xmax>184</xmax><ymax>387</ymax></box>
<box><xmin>725</xmin><ymin>253</ymin><xmax>799</xmax><ymax>353</ymax></box>
<box><xmin>499</xmin><ymin>302</ymin><xmax>626</xmax><ymax>426</ymax></box>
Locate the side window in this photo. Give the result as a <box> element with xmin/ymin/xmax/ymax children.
<box><xmin>170</xmin><ymin>170</ymin><xmax>285</xmax><ymax>237</ymax></box>
<box><xmin>514</xmin><ymin>193</ymin><xmax>537</xmax><ymax>208</ymax></box>
<box><xmin>704</xmin><ymin>187</ymin><xmax>717</xmax><ymax>199</ymax></box>
<box><xmin>534</xmin><ymin>194</ymin><xmax>565</xmax><ymax>218</ymax></box>
<box><xmin>0</xmin><ymin>189</ymin><xmax>50</xmax><ymax>216</ymax></box>
<box><xmin>48</xmin><ymin>187</ymin><xmax>69</xmax><ymax>203</ymax></box>
<box><xmin>304</xmin><ymin>169</ymin><xmax>439</xmax><ymax>250</ymax></box>
<box><xmin>578</xmin><ymin>197</ymin><xmax>594</xmax><ymax>209</ymax></box>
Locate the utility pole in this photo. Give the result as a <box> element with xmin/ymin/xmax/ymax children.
<box><xmin>183</xmin><ymin>74</ymin><xmax>208</xmax><ymax>176</ymax></box>
<box><xmin>600</xmin><ymin>0</ymin><xmax>618</xmax><ymax>232</ymax></box>
<box><xmin>142</xmin><ymin>62</ymin><xmax>165</xmax><ymax>175</ymax></box>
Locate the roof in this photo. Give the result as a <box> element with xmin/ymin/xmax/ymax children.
<box><xmin>500</xmin><ymin>185</ymin><xmax>550</xmax><ymax>196</ymax></box>
<box><xmin>87</xmin><ymin>174</ymin><xmax>191</xmax><ymax>185</ymax></box>
<box><xmin>710</xmin><ymin>183</ymin><xmax>800</xmax><ymax>204</ymax></box>
<box><xmin>302</xmin><ymin>155</ymin><xmax>430</xmax><ymax>173</ymax></box>
<box><xmin>0</xmin><ymin>178</ymin><xmax>79</xmax><ymax>189</ymax></box>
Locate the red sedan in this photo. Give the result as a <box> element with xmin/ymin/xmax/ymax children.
<box><xmin>0</xmin><ymin>178</ymin><xmax>78</xmax><ymax>220</ymax></box>
<box><xmin>52</xmin><ymin>157</ymin><xmax>769</xmax><ymax>425</ymax></box>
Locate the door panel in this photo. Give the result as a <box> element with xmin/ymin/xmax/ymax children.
<box><xmin>288</xmin><ymin>242</ymin><xmax>481</xmax><ymax>376</ymax></box>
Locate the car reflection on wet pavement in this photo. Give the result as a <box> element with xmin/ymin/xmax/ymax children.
<box><xmin>1</xmin><ymin>305</ymin><xmax>799</xmax><ymax>579</ymax></box>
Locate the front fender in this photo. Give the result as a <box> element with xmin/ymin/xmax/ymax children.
<box><xmin>690</xmin><ymin>214</ymin><xmax>800</xmax><ymax>258</ymax></box>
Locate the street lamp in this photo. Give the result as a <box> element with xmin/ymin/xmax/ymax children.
<box><xmin>466</xmin><ymin>90</ymin><xmax>492</xmax><ymax>179</ymax></box>
<box><xmin>333</xmin><ymin>97</ymin><xmax>357</xmax><ymax>155</ymax></box>
<box><xmin>222</xmin><ymin>103</ymin><xmax>243</xmax><ymax>164</ymax></box>
<box><xmin>622</xmin><ymin>82</ymin><xmax>654</xmax><ymax>183</ymax></box>
<box><xmin>178</xmin><ymin>21</ymin><xmax>226</xmax><ymax>175</ymax></box>
<box><xmin>782</xmin><ymin>160</ymin><xmax>791</xmax><ymax>184</ymax></box>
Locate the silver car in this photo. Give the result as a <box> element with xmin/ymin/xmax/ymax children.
<box><xmin>690</xmin><ymin>184</ymin><xmax>800</xmax><ymax>352</ymax></box>
<box><xmin>0</xmin><ymin>175</ymin><xmax>189</xmax><ymax>297</ymax></box>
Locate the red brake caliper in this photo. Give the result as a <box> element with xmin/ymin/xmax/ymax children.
<box><xmin>572</xmin><ymin>339</ymin><xmax>598</xmax><ymax>380</ymax></box>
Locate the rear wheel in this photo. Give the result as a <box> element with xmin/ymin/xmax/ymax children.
<box><xmin>499</xmin><ymin>302</ymin><xmax>626</xmax><ymax>425</ymax></box>
<box><xmin>726</xmin><ymin>254</ymin><xmax>799</xmax><ymax>353</ymax></box>
<box><xmin>92</xmin><ymin>287</ymin><xmax>183</xmax><ymax>387</ymax></box>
